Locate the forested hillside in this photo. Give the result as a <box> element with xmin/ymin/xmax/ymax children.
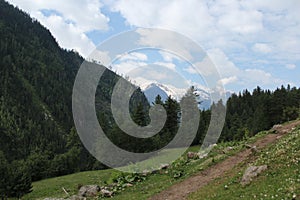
<box><xmin>221</xmin><ymin>86</ymin><xmax>300</xmax><ymax>141</ymax></box>
<box><xmin>0</xmin><ymin>0</ymin><xmax>150</xmax><ymax>197</ymax></box>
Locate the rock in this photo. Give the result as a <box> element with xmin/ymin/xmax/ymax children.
<box><xmin>44</xmin><ymin>198</ymin><xmax>66</xmax><ymax>200</ymax></box>
<box><xmin>142</xmin><ymin>169</ymin><xmax>151</xmax><ymax>176</ymax></box>
<box><xmin>241</xmin><ymin>165</ymin><xmax>268</xmax><ymax>186</ymax></box>
<box><xmin>160</xmin><ymin>163</ymin><xmax>170</xmax><ymax>170</ymax></box>
<box><xmin>70</xmin><ymin>195</ymin><xmax>86</xmax><ymax>200</ymax></box>
<box><xmin>78</xmin><ymin>185</ymin><xmax>100</xmax><ymax>197</ymax></box>
<box><xmin>100</xmin><ymin>189</ymin><xmax>113</xmax><ymax>197</ymax></box>
<box><xmin>151</xmin><ymin>169</ymin><xmax>159</xmax><ymax>174</ymax></box>
<box><xmin>281</xmin><ymin>129</ymin><xmax>289</xmax><ymax>134</ymax></box>
<box><xmin>227</xmin><ymin>146</ymin><xmax>234</xmax><ymax>151</ymax></box>
<box><xmin>209</xmin><ymin>144</ymin><xmax>217</xmax><ymax>149</ymax></box>
<box><xmin>222</xmin><ymin>146</ymin><xmax>234</xmax><ymax>154</ymax></box>
<box><xmin>125</xmin><ymin>183</ymin><xmax>133</xmax><ymax>187</ymax></box>
<box><xmin>245</xmin><ymin>145</ymin><xmax>259</xmax><ymax>153</ymax></box>
<box><xmin>271</xmin><ymin>124</ymin><xmax>283</xmax><ymax>132</ymax></box>
<box><xmin>276</xmin><ymin>135</ymin><xmax>282</xmax><ymax>140</ymax></box>
<box><xmin>197</xmin><ymin>152</ymin><xmax>208</xmax><ymax>159</ymax></box>
<box><xmin>250</xmin><ymin>145</ymin><xmax>259</xmax><ymax>153</ymax></box>
<box><xmin>107</xmin><ymin>183</ymin><xmax>117</xmax><ymax>189</ymax></box>
<box><xmin>187</xmin><ymin>152</ymin><xmax>198</xmax><ymax>159</ymax></box>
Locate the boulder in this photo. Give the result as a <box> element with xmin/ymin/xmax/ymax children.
<box><xmin>187</xmin><ymin>152</ymin><xmax>198</xmax><ymax>159</ymax></box>
<box><xmin>250</xmin><ymin>145</ymin><xmax>259</xmax><ymax>153</ymax></box>
<box><xmin>78</xmin><ymin>185</ymin><xmax>100</xmax><ymax>197</ymax></box>
<box><xmin>271</xmin><ymin>124</ymin><xmax>283</xmax><ymax>132</ymax></box>
<box><xmin>222</xmin><ymin>146</ymin><xmax>234</xmax><ymax>154</ymax></box>
<box><xmin>142</xmin><ymin>169</ymin><xmax>151</xmax><ymax>176</ymax></box>
<box><xmin>44</xmin><ymin>198</ymin><xmax>66</xmax><ymax>200</ymax></box>
<box><xmin>151</xmin><ymin>169</ymin><xmax>159</xmax><ymax>174</ymax></box>
<box><xmin>125</xmin><ymin>183</ymin><xmax>133</xmax><ymax>187</ymax></box>
<box><xmin>70</xmin><ymin>195</ymin><xmax>86</xmax><ymax>200</ymax></box>
<box><xmin>100</xmin><ymin>189</ymin><xmax>113</xmax><ymax>197</ymax></box>
<box><xmin>197</xmin><ymin>152</ymin><xmax>208</xmax><ymax>159</ymax></box>
<box><xmin>160</xmin><ymin>163</ymin><xmax>170</xmax><ymax>170</ymax></box>
<box><xmin>241</xmin><ymin>165</ymin><xmax>268</xmax><ymax>186</ymax></box>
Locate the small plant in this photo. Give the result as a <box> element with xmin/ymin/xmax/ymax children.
<box><xmin>171</xmin><ymin>169</ymin><xmax>184</xmax><ymax>179</ymax></box>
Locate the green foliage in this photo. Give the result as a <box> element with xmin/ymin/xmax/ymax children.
<box><xmin>221</xmin><ymin>85</ymin><xmax>300</xmax><ymax>141</ymax></box>
<box><xmin>0</xmin><ymin>151</ymin><xmax>9</xmax><ymax>199</ymax></box>
<box><xmin>6</xmin><ymin>161</ymin><xmax>33</xmax><ymax>198</ymax></box>
<box><xmin>0</xmin><ymin>0</ymin><xmax>148</xmax><ymax>183</ymax></box>
<box><xmin>113</xmin><ymin>173</ymin><xmax>146</xmax><ymax>186</ymax></box>
<box><xmin>132</xmin><ymin>102</ymin><xmax>148</xmax><ymax>126</ymax></box>
<box><xmin>0</xmin><ymin>159</ymin><xmax>32</xmax><ymax>199</ymax></box>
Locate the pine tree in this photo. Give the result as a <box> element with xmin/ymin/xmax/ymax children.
<box><xmin>154</xmin><ymin>94</ymin><xmax>164</xmax><ymax>105</ymax></box>
<box><xmin>132</xmin><ymin>102</ymin><xmax>148</xmax><ymax>126</ymax></box>
<box><xmin>7</xmin><ymin>161</ymin><xmax>32</xmax><ymax>199</ymax></box>
<box><xmin>0</xmin><ymin>151</ymin><xmax>9</xmax><ymax>199</ymax></box>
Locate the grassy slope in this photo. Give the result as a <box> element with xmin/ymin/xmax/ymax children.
<box><xmin>24</xmin><ymin>123</ymin><xmax>299</xmax><ymax>200</ymax></box>
<box><xmin>24</xmin><ymin>134</ymin><xmax>266</xmax><ymax>200</ymax></box>
<box><xmin>189</xmin><ymin>125</ymin><xmax>300</xmax><ymax>200</ymax></box>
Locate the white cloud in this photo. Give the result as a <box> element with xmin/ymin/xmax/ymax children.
<box><xmin>207</xmin><ymin>48</ymin><xmax>284</xmax><ymax>90</ymax></box>
<box><xmin>8</xmin><ymin>0</ymin><xmax>109</xmax><ymax>57</ymax></box>
<box><xmin>216</xmin><ymin>8</ymin><xmax>263</xmax><ymax>34</ymax></box>
<box><xmin>183</xmin><ymin>66</ymin><xmax>198</xmax><ymax>75</ymax></box>
<box><xmin>136</xmin><ymin>28</ymin><xmax>194</xmax><ymax>61</ymax></box>
<box><xmin>8</xmin><ymin>0</ymin><xmax>300</xmax><ymax>91</ymax></box>
<box><xmin>110</xmin><ymin>0</ymin><xmax>300</xmax><ymax>90</ymax></box>
<box><xmin>112</xmin><ymin>60</ymin><xmax>147</xmax><ymax>76</ymax></box>
<box><xmin>34</xmin><ymin>12</ymin><xmax>96</xmax><ymax>57</ymax></box>
<box><xmin>89</xmin><ymin>50</ymin><xmax>111</xmax><ymax>65</ymax></box>
<box><xmin>159</xmin><ymin>50</ymin><xmax>180</xmax><ymax>62</ymax></box>
<box><xmin>207</xmin><ymin>49</ymin><xmax>240</xmax><ymax>78</ymax></box>
<box><xmin>118</xmin><ymin>52</ymin><xmax>148</xmax><ymax>62</ymax></box>
<box><xmin>154</xmin><ymin>62</ymin><xmax>176</xmax><ymax>70</ymax></box>
<box><xmin>192</xmin><ymin>56</ymin><xmax>216</xmax><ymax>76</ymax></box>
<box><xmin>242</xmin><ymin>68</ymin><xmax>282</xmax><ymax>87</ymax></box>
<box><xmin>218</xmin><ymin>76</ymin><xmax>238</xmax><ymax>85</ymax></box>
<box><xmin>285</xmin><ymin>64</ymin><xmax>296</xmax><ymax>70</ymax></box>
<box><xmin>252</xmin><ymin>43</ymin><xmax>273</xmax><ymax>54</ymax></box>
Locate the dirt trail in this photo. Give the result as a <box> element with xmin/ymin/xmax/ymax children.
<box><xmin>149</xmin><ymin>120</ymin><xmax>300</xmax><ymax>200</ymax></box>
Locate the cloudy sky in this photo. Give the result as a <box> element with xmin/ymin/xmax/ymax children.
<box><xmin>8</xmin><ymin>0</ymin><xmax>300</xmax><ymax>93</ymax></box>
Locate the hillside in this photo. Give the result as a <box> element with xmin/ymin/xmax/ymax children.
<box><xmin>188</xmin><ymin>120</ymin><xmax>300</xmax><ymax>200</ymax></box>
<box><xmin>0</xmin><ymin>0</ymin><xmax>148</xmax><ymax>185</ymax></box>
<box><xmin>23</xmin><ymin>120</ymin><xmax>300</xmax><ymax>199</ymax></box>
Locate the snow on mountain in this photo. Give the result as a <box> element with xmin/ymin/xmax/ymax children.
<box><xmin>142</xmin><ymin>83</ymin><xmax>217</xmax><ymax>109</ymax></box>
<box><xmin>143</xmin><ymin>83</ymin><xmax>168</xmax><ymax>104</ymax></box>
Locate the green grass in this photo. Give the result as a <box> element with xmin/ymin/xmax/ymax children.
<box><xmin>23</xmin><ymin>140</ymin><xmax>249</xmax><ymax>200</ymax></box>
<box><xmin>23</xmin><ymin>126</ymin><xmax>295</xmax><ymax>200</ymax></box>
<box><xmin>188</xmin><ymin>126</ymin><xmax>300</xmax><ymax>200</ymax></box>
<box><xmin>24</xmin><ymin>169</ymin><xmax>115</xmax><ymax>199</ymax></box>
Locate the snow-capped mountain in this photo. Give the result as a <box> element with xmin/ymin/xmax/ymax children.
<box><xmin>142</xmin><ymin>83</ymin><xmax>215</xmax><ymax>109</ymax></box>
<box><xmin>193</xmin><ymin>88</ymin><xmax>212</xmax><ymax>110</ymax></box>
<box><xmin>143</xmin><ymin>83</ymin><xmax>168</xmax><ymax>104</ymax></box>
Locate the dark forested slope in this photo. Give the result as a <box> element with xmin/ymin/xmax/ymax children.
<box><xmin>0</xmin><ymin>0</ymin><xmax>149</xmax><ymax>186</ymax></box>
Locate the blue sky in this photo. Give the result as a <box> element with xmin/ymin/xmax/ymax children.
<box><xmin>8</xmin><ymin>0</ymin><xmax>300</xmax><ymax>93</ymax></box>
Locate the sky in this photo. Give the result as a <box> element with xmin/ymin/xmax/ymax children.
<box><xmin>7</xmin><ymin>0</ymin><xmax>300</xmax><ymax>94</ymax></box>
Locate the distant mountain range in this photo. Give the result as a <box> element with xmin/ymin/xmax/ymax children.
<box><xmin>142</xmin><ymin>83</ymin><xmax>227</xmax><ymax>110</ymax></box>
<box><xmin>143</xmin><ymin>83</ymin><xmax>169</xmax><ymax>104</ymax></box>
